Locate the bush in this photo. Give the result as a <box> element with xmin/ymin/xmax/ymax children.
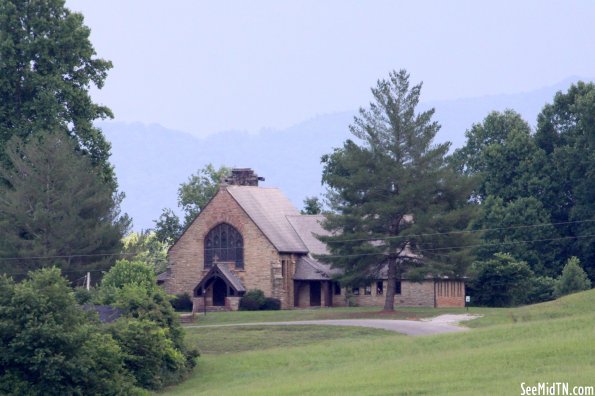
<box><xmin>239</xmin><ymin>289</ymin><xmax>266</xmax><ymax>311</ymax></box>
<box><xmin>262</xmin><ymin>297</ymin><xmax>281</xmax><ymax>310</ymax></box>
<box><xmin>469</xmin><ymin>253</ymin><xmax>534</xmax><ymax>307</ymax></box>
<box><xmin>554</xmin><ymin>257</ymin><xmax>592</xmax><ymax>298</ymax></box>
<box><xmin>74</xmin><ymin>287</ymin><xmax>94</xmax><ymax>304</ymax></box>
<box><xmin>171</xmin><ymin>293</ymin><xmax>193</xmax><ymax>312</ymax></box>
<box><xmin>526</xmin><ymin>276</ymin><xmax>556</xmax><ymax>304</ymax></box>
<box><xmin>0</xmin><ymin>268</ymin><xmax>138</xmax><ymax>395</ymax></box>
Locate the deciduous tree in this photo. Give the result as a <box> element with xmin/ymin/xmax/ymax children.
<box><xmin>0</xmin><ymin>0</ymin><xmax>115</xmax><ymax>185</ymax></box>
<box><xmin>153</xmin><ymin>164</ymin><xmax>229</xmax><ymax>244</ymax></box>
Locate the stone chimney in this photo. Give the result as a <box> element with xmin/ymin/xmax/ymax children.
<box><xmin>224</xmin><ymin>168</ymin><xmax>265</xmax><ymax>186</ymax></box>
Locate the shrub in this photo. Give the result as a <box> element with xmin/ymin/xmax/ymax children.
<box><xmin>469</xmin><ymin>253</ymin><xmax>534</xmax><ymax>307</ymax></box>
<box><xmin>101</xmin><ymin>259</ymin><xmax>156</xmax><ymax>291</ymax></box>
<box><xmin>262</xmin><ymin>297</ymin><xmax>281</xmax><ymax>310</ymax></box>
<box><xmin>239</xmin><ymin>289</ymin><xmax>266</xmax><ymax>311</ymax></box>
<box><xmin>554</xmin><ymin>257</ymin><xmax>592</xmax><ymax>298</ymax></box>
<box><xmin>171</xmin><ymin>293</ymin><xmax>193</xmax><ymax>312</ymax></box>
<box><xmin>74</xmin><ymin>287</ymin><xmax>94</xmax><ymax>304</ymax></box>
<box><xmin>526</xmin><ymin>276</ymin><xmax>556</xmax><ymax>304</ymax></box>
<box><xmin>0</xmin><ymin>268</ymin><xmax>138</xmax><ymax>395</ymax></box>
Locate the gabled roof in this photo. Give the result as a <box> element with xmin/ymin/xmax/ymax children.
<box><xmin>226</xmin><ymin>186</ymin><xmax>308</xmax><ymax>253</ymax></box>
<box><xmin>194</xmin><ymin>263</ymin><xmax>246</xmax><ymax>294</ymax></box>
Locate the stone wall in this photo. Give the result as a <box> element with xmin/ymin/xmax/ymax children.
<box><xmin>338</xmin><ymin>280</ymin><xmax>437</xmax><ymax>308</ymax></box>
<box><xmin>164</xmin><ymin>188</ymin><xmax>286</xmax><ymax>305</ymax></box>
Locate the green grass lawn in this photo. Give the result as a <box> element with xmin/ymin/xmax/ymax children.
<box><xmin>161</xmin><ymin>291</ymin><xmax>595</xmax><ymax>395</ymax></box>
<box><xmin>187</xmin><ymin>305</ymin><xmax>473</xmax><ymax>325</ymax></box>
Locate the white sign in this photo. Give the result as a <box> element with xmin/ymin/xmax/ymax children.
<box><xmin>465</xmin><ymin>296</ymin><xmax>471</xmax><ymax>303</ymax></box>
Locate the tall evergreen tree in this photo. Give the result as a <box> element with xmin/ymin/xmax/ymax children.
<box><xmin>0</xmin><ymin>0</ymin><xmax>115</xmax><ymax>185</ymax></box>
<box><xmin>319</xmin><ymin>70</ymin><xmax>475</xmax><ymax>311</ymax></box>
<box><xmin>0</xmin><ymin>131</ymin><xmax>130</xmax><ymax>280</ymax></box>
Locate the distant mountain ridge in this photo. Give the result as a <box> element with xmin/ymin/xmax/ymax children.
<box><xmin>102</xmin><ymin>76</ymin><xmax>589</xmax><ymax>230</ymax></box>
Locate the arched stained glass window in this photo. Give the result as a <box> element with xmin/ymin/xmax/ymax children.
<box><xmin>204</xmin><ymin>223</ymin><xmax>243</xmax><ymax>269</ymax></box>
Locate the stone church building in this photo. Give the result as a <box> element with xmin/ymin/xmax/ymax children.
<box><xmin>159</xmin><ymin>169</ymin><xmax>465</xmax><ymax>311</ymax></box>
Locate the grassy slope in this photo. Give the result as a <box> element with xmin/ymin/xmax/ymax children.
<box><xmin>163</xmin><ymin>290</ymin><xmax>595</xmax><ymax>395</ymax></box>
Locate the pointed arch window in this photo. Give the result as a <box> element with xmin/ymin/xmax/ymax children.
<box><xmin>204</xmin><ymin>223</ymin><xmax>243</xmax><ymax>269</ymax></box>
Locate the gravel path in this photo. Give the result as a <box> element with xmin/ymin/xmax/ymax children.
<box><xmin>187</xmin><ymin>314</ymin><xmax>480</xmax><ymax>336</ymax></box>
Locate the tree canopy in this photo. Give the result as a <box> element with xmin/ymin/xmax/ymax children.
<box><xmin>154</xmin><ymin>164</ymin><xmax>229</xmax><ymax>245</ymax></box>
<box><xmin>0</xmin><ymin>0</ymin><xmax>115</xmax><ymax>185</ymax></box>
<box><xmin>0</xmin><ymin>131</ymin><xmax>130</xmax><ymax>280</ymax></box>
<box><xmin>319</xmin><ymin>70</ymin><xmax>475</xmax><ymax>310</ymax></box>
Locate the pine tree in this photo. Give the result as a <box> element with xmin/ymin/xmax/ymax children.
<box><xmin>0</xmin><ymin>131</ymin><xmax>130</xmax><ymax>280</ymax></box>
<box><xmin>319</xmin><ymin>70</ymin><xmax>475</xmax><ymax>310</ymax></box>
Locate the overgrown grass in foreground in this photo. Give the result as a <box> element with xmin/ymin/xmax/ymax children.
<box><xmin>162</xmin><ymin>290</ymin><xmax>595</xmax><ymax>395</ymax></box>
<box><xmin>185</xmin><ymin>325</ymin><xmax>396</xmax><ymax>355</ymax></box>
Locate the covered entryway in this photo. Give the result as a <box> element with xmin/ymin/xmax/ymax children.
<box><xmin>212</xmin><ymin>277</ymin><xmax>227</xmax><ymax>306</ymax></box>
<box><xmin>309</xmin><ymin>281</ymin><xmax>321</xmax><ymax>306</ymax></box>
<box><xmin>193</xmin><ymin>263</ymin><xmax>246</xmax><ymax>311</ymax></box>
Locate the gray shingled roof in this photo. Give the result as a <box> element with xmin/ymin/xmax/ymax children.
<box><xmin>286</xmin><ymin>215</ymin><xmax>330</xmax><ymax>255</ymax></box>
<box><xmin>294</xmin><ymin>256</ymin><xmax>335</xmax><ymax>280</ymax></box>
<box><xmin>226</xmin><ymin>186</ymin><xmax>308</xmax><ymax>253</ymax></box>
<box><xmin>216</xmin><ymin>263</ymin><xmax>246</xmax><ymax>292</ymax></box>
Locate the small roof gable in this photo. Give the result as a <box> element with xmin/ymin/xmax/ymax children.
<box><xmin>294</xmin><ymin>255</ymin><xmax>341</xmax><ymax>280</ymax></box>
<box><xmin>226</xmin><ymin>186</ymin><xmax>308</xmax><ymax>253</ymax></box>
<box><xmin>194</xmin><ymin>263</ymin><xmax>246</xmax><ymax>294</ymax></box>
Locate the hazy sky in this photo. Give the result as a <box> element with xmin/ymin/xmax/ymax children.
<box><xmin>66</xmin><ymin>0</ymin><xmax>595</xmax><ymax>137</ymax></box>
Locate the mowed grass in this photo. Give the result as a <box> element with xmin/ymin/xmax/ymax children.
<box><xmin>161</xmin><ymin>290</ymin><xmax>595</xmax><ymax>395</ymax></box>
<box><xmin>188</xmin><ymin>305</ymin><xmax>472</xmax><ymax>325</ymax></box>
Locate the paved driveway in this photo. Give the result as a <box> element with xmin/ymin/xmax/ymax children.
<box><xmin>187</xmin><ymin>314</ymin><xmax>479</xmax><ymax>336</ymax></box>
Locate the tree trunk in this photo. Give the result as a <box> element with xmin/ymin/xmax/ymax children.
<box><xmin>383</xmin><ymin>259</ymin><xmax>397</xmax><ymax>311</ymax></box>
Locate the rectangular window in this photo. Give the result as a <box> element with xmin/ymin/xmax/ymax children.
<box><xmin>281</xmin><ymin>260</ymin><xmax>287</xmax><ymax>277</ymax></box>
<box><xmin>376</xmin><ymin>281</ymin><xmax>383</xmax><ymax>295</ymax></box>
<box><xmin>364</xmin><ymin>285</ymin><xmax>372</xmax><ymax>295</ymax></box>
<box><xmin>334</xmin><ymin>282</ymin><xmax>341</xmax><ymax>295</ymax></box>
<box><xmin>352</xmin><ymin>287</ymin><xmax>360</xmax><ymax>296</ymax></box>
<box><xmin>395</xmin><ymin>281</ymin><xmax>402</xmax><ymax>295</ymax></box>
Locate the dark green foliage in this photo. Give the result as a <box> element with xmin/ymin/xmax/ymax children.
<box><xmin>73</xmin><ymin>287</ymin><xmax>94</xmax><ymax>305</ymax></box>
<box><xmin>526</xmin><ymin>276</ymin><xmax>556</xmax><ymax>304</ymax></box>
<box><xmin>0</xmin><ymin>0</ymin><xmax>115</xmax><ymax>185</ymax></box>
<box><xmin>171</xmin><ymin>293</ymin><xmax>193</xmax><ymax>312</ymax></box>
<box><xmin>0</xmin><ymin>268</ymin><xmax>137</xmax><ymax>395</ymax></box>
<box><xmin>472</xmin><ymin>196</ymin><xmax>562</xmax><ymax>277</ymax></box>
<box><xmin>301</xmin><ymin>196</ymin><xmax>323</xmax><ymax>215</ymax></box>
<box><xmin>319</xmin><ymin>70</ymin><xmax>476</xmax><ymax>310</ymax></box>
<box><xmin>154</xmin><ymin>164</ymin><xmax>229</xmax><ymax>245</ymax></box>
<box><xmin>262</xmin><ymin>297</ymin><xmax>282</xmax><ymax>310</ymax></box>
<box><xmin>239</xmin><ymin>289</ymin><xmax>267</xmax><ymax>311</ymax></box>
<box><xmin>0</xmin><ymin>131</ymin><xmax>130</xmax><ymax>281</ymax></box>
<box><xmin>154</xmin><ymin>208</ymin><xmax>184</xmax><ymax>245</ymax></box>
<box><xmin>99</xmin><ymin>260</ymin><xmax>198</xmax><ymax>389</ymax></box>
<box><xmin>177</xmin><ymin>164</ymin><xmax>231</xmax><ymax>226</ymax></box>
<box><xmin>109</xmin><ymin>318</ymin><xmax>187</xmax><ymax>390</ymax></box>
<box><xmin>535</xmin><ymin>82</ymin><xmax>595</xmax><ymax>279</ymax></box>
<box><xmin>469</xmin><ymin>253</ymin><xmax>534</xmax><ymax>307</ymax></box>
<box><xmin>554</xmin><ymin>257</ymin><xmax>591</xmax><ymax>298</ymax></box>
